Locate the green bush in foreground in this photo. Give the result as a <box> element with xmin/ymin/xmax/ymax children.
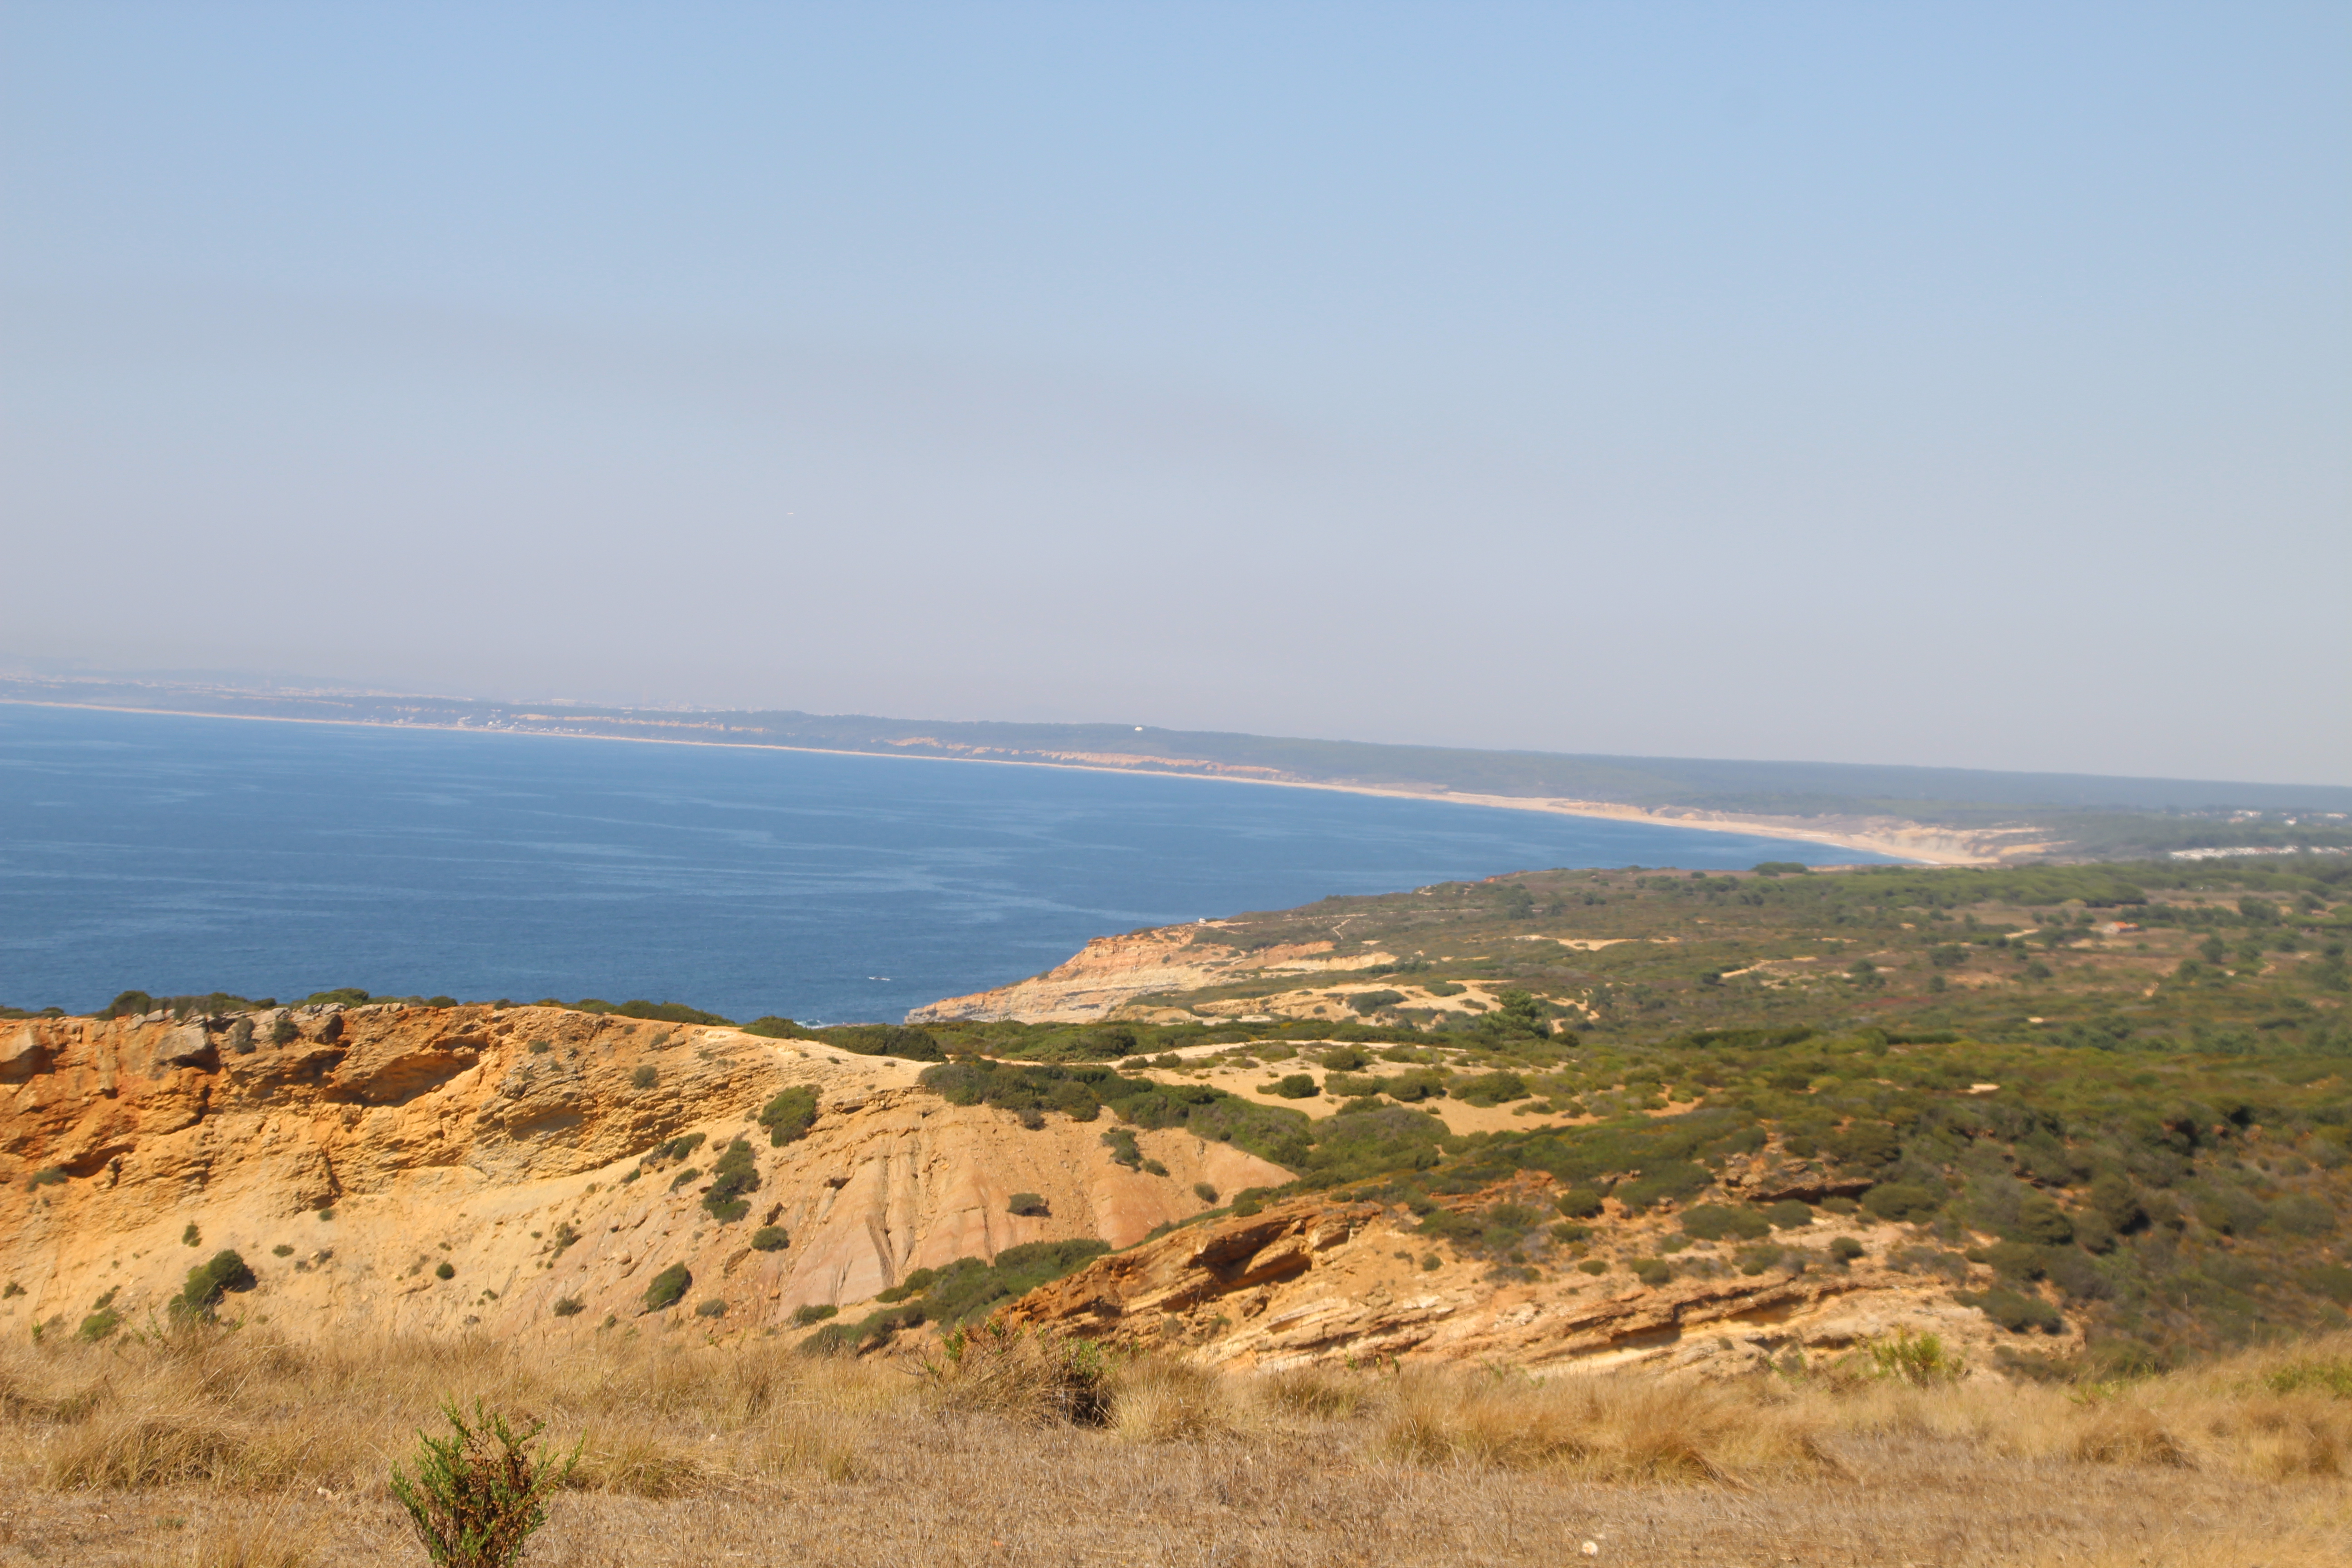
<box><xmin>390</xmin><ymin>1399</ymin><xmax>580</xmax><ymax>1568</ymax></box>
<box><xmin>642</xmin><ymin>1264</ymin><xmax>691</xmax><ymax>1314</ymax></box>
<box><xmin>1006</xmin><ymin>1192</ymin><xmax>1049</xmax><ymax>1216</ymax></box>
<box><xmin>750</xmin><ymin>1225</ymin><xmax>789</xmax><ymax>1252</ymax></box>
<box><xmin>550</xmin><ymin>1297</ymin><xmax>585</xmax><ymax>1318</ymax></box>
<box><xmin>172</xmin><ymin>1250</ymin><xmax>257</xmax><ymax>1320</ymax></box>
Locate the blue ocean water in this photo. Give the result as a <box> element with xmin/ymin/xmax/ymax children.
<box><xmin>0</xmin><ymin>704</ymin><xmax>1892</xmax><ymax>1022</ymax></box>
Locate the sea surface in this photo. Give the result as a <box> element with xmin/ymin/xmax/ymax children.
<box><xmin>0</xmin><ymin>704</ymin><xmax>1891</xmax><ymax>1022</ymax></box>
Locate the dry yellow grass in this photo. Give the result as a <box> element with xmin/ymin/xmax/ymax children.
<box><xmin>1</xmin><ymin>1322</ymin><xmax>2348</xmax><ymax>1565</ymax></box>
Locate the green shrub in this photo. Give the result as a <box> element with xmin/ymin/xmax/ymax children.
<box><xmin>1556</xmin><ymin>1188</ymin><xmax>1605</xmax><ymax>1219</ymax></box>
<box><xmin>1348</xmin><ymin>990</ymin><xmax>1406</xmax><ymax>1015</ymax></box>
<box><xmin>758</xmin><ymin>1086</ymin><xmax>819</xmax><ymax>1147</ymax></box>
<box><xmin>1613</xmin><ymin>1161</ymin><xmax>1711</xmax><ymax>1212</ymax></box>
<box><xmin>273</xmin><ymin>1244</ymin><xmax>294</xmax><ymax>1257</ymax></box>
<box><xmin>1269</xmin><ymin>1073</ymin><xmax>1320</xmax><ymax>1099</ymax></box>
<box><xmin>436</xmin><ymin>1261</ymin><xmax>456</xmax><ymax>1281</ymax></box>
<box><xmin>1006</xmin><ymin>1192</ymin><xmax>1049</xmax><ymax>1217</ymax></box>
<box><xmin>389</xmin><ymin>1399</ymin><xmax>580</xmax><ymax>1568</ymax></box>
<box><xmin>750</xmin><ymin>1225</ymin><xmax>789</xmax><ymax>1252</ymax></box>
<box><xmin>791</xmin><ymin>1303</ymin><xmax>838</xmax><ymax>1327</ymax></box>
<box><xmin>1101</xmin><ymin>1129</ymin><xmax>1143</xmax><ymax>1168</ymax></box>
<box><xmin>695</xmin><ymin>1298</ymin><xmax>727</xmax><ymax>1319</ymax></box>
<box><xmin>1830</xmin><ymin>1236</ymin><xmax>1866</xmax><ymax>1262</ymax></box>
<box><xmin>1764</xmin><ymin>1200</ymin><xmax>1814</xmax><ymax>1230</ymax></box>
<box><xmin>27</xmin><ymin>1167</ymin><xmax>66</xmax><ymax>1189</ymax></box>
<box><xmin>181</xmin><ymin>1222</ymin><xmax>201</xmax><ymax>1247</ymax></box>
<box><xmin>701</xmin><ymin>1138</ymin><xmax>760</xmax><ymax>1222</ymax></box>
<box><xmin>1577</xmin><ymin>1259</ymin><xmax>1609</xmax><ymax>1274</ymax></box>
<box><xmin>270</xmin><ymin>1015</ymin><xmax>299</xmax><ymax>1045</ymax></box>
<box><xmin>1868</xmin><ymin>1329</ymin><xmax>1963</xmax><ymax>1384</ymax></box>
<box><xmin>1319</xmin><ymin>1046</ymin><xmax>1371</xmax><ymax>1071</ymax></box>
<box><xmin>2273</xmin><ymin>1195</ymin><xmax>2335</xmax><ymax>1235</ymax></box>
<box><xmin>1984</xmin><ymin>1240</ymin><xmax>2044</xmax><ymax>1280</ymax></box>
<box><xmin>551</xmin><ymin>1297</ymin><xmax>585</xmax><ymax>1318</ymax></box>
<box><xmin>1630</xmin><ymin>1258</ymin><xmax>1673</xmax><ymax>1286</ymax></box>
<box><xmin>1383</xmin><ymin>1069</ymin><xmax>1447</xmax><ymax>1102</ymax></box>
<box><xmin>2012</xmin><ymin>1194</ymin><xmax>2075</xmax><ymax>1246</ymax></box>
<box><xmin>1862</xmin><ymin>1183</ymin><xmax>1942</xmax><ymax>1222</ymax></box>
<box><xmin>1324</xmin><ymin>1072</ymin><xmax>1382</xmax><ymax>1098</ymax></box>
<box><xmin>1735</xmin><ymin>1243</ymin><xmax>1786</xmax><ymax>1275</ymax></box>
<box><xmin>876</xmin><ymin>1272</ymin><xmax>930</xmax><ymax>1305</ymax></box>
<box><xmin>78</xmin><ymin>1307</ymin><xmax>121</xmax><ymax>1343</ymax></box>
<box><xmin>642</xmin><ymin>1264</ymin><xmax>691</xmax><ymax>1313</ymax></box>
<box><xmin>1826</xmin><ymin>1122</ymin><xmax>1901</xmax><ymax>1169</ymax></box>
<box><xmin>1452</xmin><ymin>1071</ymin><xmax>1529</xmax><ymax>1106</ymax></box>
<box><xmin>668</xmin><ymin>1167</ymin><xmax>703</xmax><ymax>1191</ymax></box>
<box><xmin>2303</xmin><ymin>1264</ymin><xmax>2352</xmax><ymax>1305</ymax></box>
<box><xmin>1193</xmin><ymin>1182</ymin><xmax>1219</xmax><ymax>1204</ymax></box>
<box><xmin>2264</xmin><ymin>1359</ymin><xmax>2352</xmax><ymax>1398</ymax></box>
<box><xmin>1681</xmin><ymin>1204</ymin><xmax>1771</xmax><ymax>1242</ymax></box>
<box><xmin>172</xmin><ymin>1250</ymin><xmax>256</xmax><ymax>1319</ymax></box>
<box><xmin>1968</xmin><ymin>1287</ymin><xmax>2066</xmax><ymax>1334</ymax></box>
<box><xmin>629</xmin><ymin>1065</ymin><xmax>658</xmax><ymax>1090</ymax></box>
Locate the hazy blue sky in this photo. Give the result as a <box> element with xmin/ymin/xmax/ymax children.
<box><xmin>4</xmin><ymin>4</ymin><xmax>2345</xmax><ymax>784</ymax></box>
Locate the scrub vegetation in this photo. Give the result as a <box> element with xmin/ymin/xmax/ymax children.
<box><xmin>893</xmin><ymin>856</ymin><xmax>2352</xmax><ymax>1371</ymax></box>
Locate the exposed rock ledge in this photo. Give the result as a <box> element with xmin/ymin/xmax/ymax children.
<box><xmin>1002</xmin><ymin>1184</ymin><xmax>2063</xmax><ymax>1378</ymax></box>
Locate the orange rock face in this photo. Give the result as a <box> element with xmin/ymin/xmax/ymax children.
<box><xmin>0</xmin><ymin>1006</ymin><xmax>1287</xmax><ymax>1340</ymax></box>
<box><xmin>1000</xmin><ymin>1185</ymin><xmax>2071</xmax><ymax>1378</ymax></box>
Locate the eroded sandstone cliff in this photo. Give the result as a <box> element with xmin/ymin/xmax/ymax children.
<box><xmin>0</xmin><ymin>1006</ymin><xmax>1284</xmax><ymax>1340</ymax></box>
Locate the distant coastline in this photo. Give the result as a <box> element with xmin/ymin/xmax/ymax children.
<box><xmin>10</xmin><ymin>676</ymin><xmax>2344</xmax><ymax>867</ymax></box>
<box><xmin>0</xmin><ymin>694</ymin><xmax>1950</xmax><ymax>865</ymax></box>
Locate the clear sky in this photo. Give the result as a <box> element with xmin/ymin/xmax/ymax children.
<box><xmin>4</xmin><ymin>3</ymin><xmax>2345</xmax><ymax>784</ymax></box>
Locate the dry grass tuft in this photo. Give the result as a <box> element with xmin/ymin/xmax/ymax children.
<box><xmin>919</xmin><ymin>1320</ymin><xmax>1112</xmax><ymax>1426</ymax></box>
<box><xmin>1378</xmin><ymin>1366</ymin><xmax>1836</xmax><ymax>1483</ymax></box>
<box><xmin>173</xmin><ymin>1510</ymin><xmax>316</xmax><ymax>1568</ymax></box>
<box><xmin>2069</xmin><ymin>1402</ymin><xmax>2192</xmax><ymax>1468</ymax></box>
<box><xmin>1108</xmin><ymin>1353</ymin><xmax>1232</xmax><ymax>1443</ymax></box>
<box><xmin>1254</xmin><ymin>1362</ymin><xmax>1372</xmax><ymax>1420</ymax></box>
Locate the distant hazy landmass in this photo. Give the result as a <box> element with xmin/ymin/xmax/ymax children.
<box><xmin>4</xmin><ymin>672</ymin><xmax>2346</xmax><ymax>864</ymax></box>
